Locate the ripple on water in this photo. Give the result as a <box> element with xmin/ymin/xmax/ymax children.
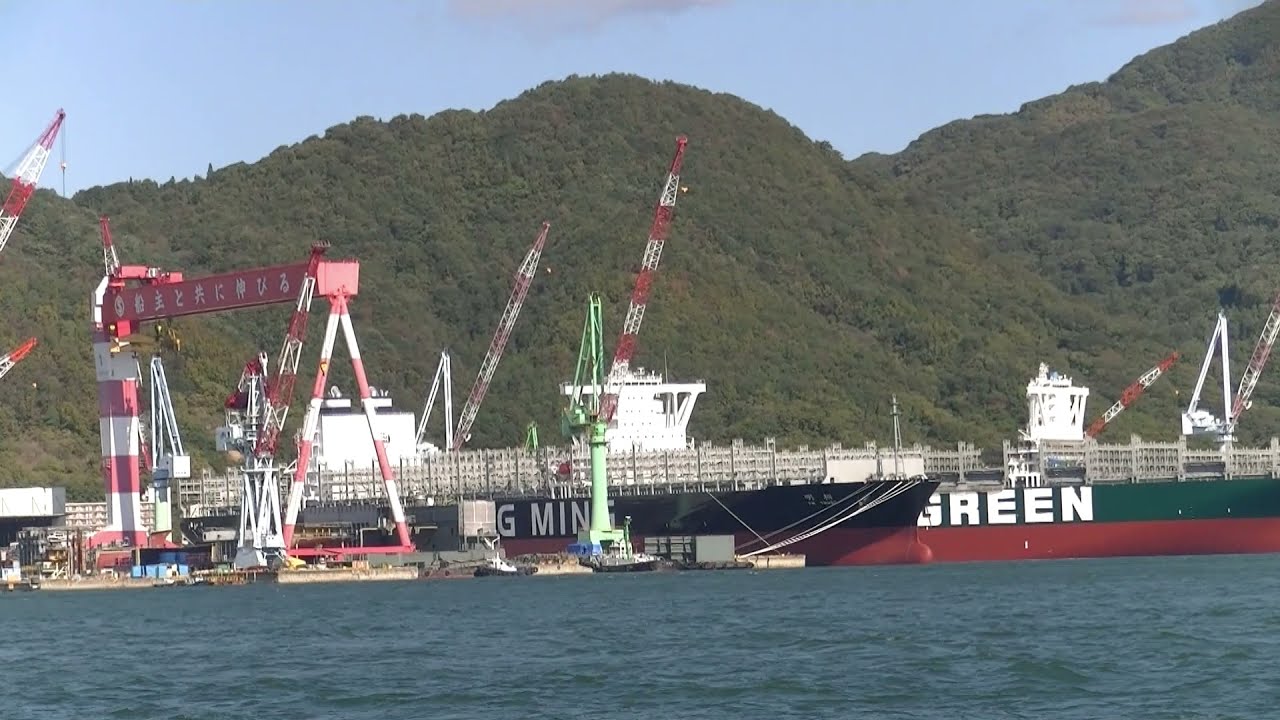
<box><xmin>4</xmin><ymin>559</ymin><xmax>1280</xmax><ymax>719</ymax></box>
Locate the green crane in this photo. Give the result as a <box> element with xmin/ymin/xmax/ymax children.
<box><xmin>523</xmin><ymin>421</ymin><xmax>539</xmax><ymax>452</ymax></box>
<box><xmin>561</xmin><ymin>293</ymin><xmax>627</xmax><ymax>553</ymax></box>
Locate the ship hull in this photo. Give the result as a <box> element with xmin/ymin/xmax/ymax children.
<box><xmin>488</xmin><ymin>478</ymin><xmax>939</xmax><ymax>566</ymax></box>
<box><xmin>182</xmin><ymin>478</ymin><xmax>941</xmax><ymax>567</ymax></box>
<box><xmin>494</xmin><ymin>526</ymin><xmax>931</xmax><ymax>566</ymax></box>
<box><xmin>914</xmin><ymin>476</ymin><xmax>1280</xmax><ymax>563</ymax></box>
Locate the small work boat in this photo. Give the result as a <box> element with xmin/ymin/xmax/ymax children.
<box><xmin>474</xmin><ymin>556</ymin><xmax>522</xmax><ymax>577</ymax></box>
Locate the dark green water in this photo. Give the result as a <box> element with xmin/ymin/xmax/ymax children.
<box><xmin>4</xmin><ymin>555</ymin><xmax>1279</xmax><ymax>719</ymax></box>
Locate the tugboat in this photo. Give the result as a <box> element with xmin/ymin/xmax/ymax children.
<box><xmin>473</xmin><ymin>538</ymin><xmax>532</xmax><ymax>577</ymax></box>
<box><xmin>474</xmin><ymin>555</ymin><xmax>522</xmax><ymax>577</ymax></box>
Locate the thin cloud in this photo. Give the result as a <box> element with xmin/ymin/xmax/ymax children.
<box><xmin>447</xmin><ymin>0</ymin><xmax>729</xmax><ymax>32</ymax></box>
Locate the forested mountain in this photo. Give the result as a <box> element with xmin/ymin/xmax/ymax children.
<box><xmin>2</xmin><ymin>1</ymin><xmax>1276</xmax><ymax>501</ymax></box>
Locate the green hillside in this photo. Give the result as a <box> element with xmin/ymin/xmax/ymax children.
<box><xmin>0</xmin><ymin>1</ymin><xmax>1274</xmax><ymax>502</ymax></box>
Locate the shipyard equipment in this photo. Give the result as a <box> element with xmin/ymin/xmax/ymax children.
<box><xmin>415</xmin><ymin>350</ymin><xmax>455</xmax><ymax>453</ymax></box>
<box><xmin>562</xmin><ymin>294</ymin><xmax>626</xmax><ymax>555</ymax></box>
<box><xmin>1227</xmin><ymin>291</ymin><xmax>1280</xmax><ymax>440</ymax></box>
<box><xmin>599</xmin><ymin>136</ymin><xmax>689</xmax><ymax>425</ymax></box>
<box><xmin>281</xmin><ymin>258</ymin><xmax>415</xmax><ymax>554</ymax></box>
<box><xmin>1183</xmin><ymin>311</ymin><xmax>1232</xmax><ymax>440</ymax></box>
<box><xmin>1085</xmin><ymin>351</ymin><xmax>1179</xmax><ymax>439</ymax></box>
<box><xmin>146</xmin><ymin>355</ymin><xmax>188</xmax><ymax>539</ymax></box>
<box><xmin>219</xmin><ymin>353</ymin><xmax>289</xmax><ymax>568</ymax></box>
<box><xmin>0</xmin><ymin>109</ymin><xmax>65</xmax><ymax>255</ymax></box>
<box><xmin>452</xmin><ymin>221</ymin><xmax>550</xmax><ymax>451</ymax></box>
<box><xmin>0</xmin><ymin>109</ymin><xmax>66</xmax><ymax>382</ymax></box>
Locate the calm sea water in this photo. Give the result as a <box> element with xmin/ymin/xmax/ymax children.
<box><xmin>3</xmin><ymin>554</ymin><xmax>1278</xmax><ymax>719</ymax></box>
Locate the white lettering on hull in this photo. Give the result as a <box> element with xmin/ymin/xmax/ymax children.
<box><xmin>917</xmin><ymin>486</ymin><xmax>1096</xmax><ymax>528</ymax></box>
<box><xmin>496</xmin><ymin>499</ymin><xmax>616</xmax><ymax>538</ymax></box>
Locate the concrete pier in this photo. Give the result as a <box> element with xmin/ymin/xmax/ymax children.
<box><xmin>41</xmin><ymin>577</ymin><xmax>157</xmax><ymax>591</ymax></box>
<box><xmin>277</xmin><ymin>566</ymin><xmax>418</xmax><ymax>584</ymax></box>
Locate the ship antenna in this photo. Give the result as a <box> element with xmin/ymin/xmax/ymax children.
<box><xmin>891</xmin><ymin>395</ymin><xmax>903</xmax><ymax>479</ymax></box>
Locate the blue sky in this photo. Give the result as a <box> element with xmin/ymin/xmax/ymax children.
<box><xmin>0</xmin><ymin>0</ymin><xmax>1262</xmax><ymax>196</ymax></box>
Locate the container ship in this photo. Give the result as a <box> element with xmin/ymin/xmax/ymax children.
<box><xmin>178</xmin><ymin>364</ymin><xmax>1280</xmax><ymax>565</ymax></box>
<box><xmin>914</xmin><ymin>363</ymin><xmax>1280</xmax><ymax>562</ymax></box>
<box><xmin>180</xmin><ymin>370</ymin><xmax>946</xmax><ymax>565</ymax></box>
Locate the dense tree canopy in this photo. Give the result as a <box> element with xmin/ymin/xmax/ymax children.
<box><xmin>1</xmin><ymin>1</ymin><xmax>1276</xmax><ymax>501</ymax></box>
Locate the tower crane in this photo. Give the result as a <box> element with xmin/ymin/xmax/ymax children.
<box><xmin>1182</xmin><ymin>311</ymin><xmax>1232</xmax><ymax>439</ymax></box>
<box><xmin>415</xmin><ymin>350</ymin><xmax>454</xmax><ymax>452</ymax></box>
<box><xmin>451</xmin><ymin>221</ymin><xmax>550</xmax><ymax>451</ymax></box>
<box><xmin>563</xmin><ymin>295</ymin><xmax>624</xmax><ymax>553</ymax></box>
<box><xmin>0</xmin><ymin>110</ymin><xmax>66</xmax><ymax>381</ymax></box>
<box><xmin>1225</xmin><ymin>290</ymin><xmax>1280</xmax><ymax>440</ymax></box>
<box><xmin>0</xmin><ymin>109</ymin><xmax>65</xmax><ymax>256</ymax></box>
<box><xmin>599</xmin><ymin>136</ymin><xmax>689</xmax><ymax>425</ymax></box>
<box><xmin>1085</xmin><ymin>351</ymin><xmax>1179</xmax><ymax>438</ymax></box>
<box><xmin>147</xmin><ymin>355</ymin><xmax>188</xmax><ymax>541</ymax></box>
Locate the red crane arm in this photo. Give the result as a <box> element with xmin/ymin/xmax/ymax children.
<box><xmin>0</xmin><ymin>109</ymin><xmax>65</xmax><ymax>257</ymax></box>
<box><xmin>254</xmin><ymin>244</ymin><xmax>328</xmax><ymax>457</ymax></box>
<box><xmin>600</xmin><ymin>136</ymin><xmax>688</xmax><ymax>424</ymax></box>
<box><xmin>1085</xmin><ymin>351</ymin><xmax>1179</xmax><ymax>438</ymax></box>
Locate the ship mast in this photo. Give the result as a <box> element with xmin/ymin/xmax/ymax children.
<box><xmin>891</xmin><ymin>395</ymin><xmax>903</xmax><ymax>480</ymax></box>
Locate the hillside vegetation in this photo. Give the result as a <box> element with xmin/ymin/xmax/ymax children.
<box><xmin>0</xmin><ymin>1</ymin><xmax>1276</xmax><ymax>501</ymax></box>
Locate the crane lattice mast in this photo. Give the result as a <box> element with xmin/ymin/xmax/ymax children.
<box><xmin>1227</xmin><ymin>291</ymin><xmax>1280</xmax><ymax>438</ymax></box>
<box><xmin>1085</xmin><ymin>351</ymin><xmax>1179</xmax><ymax>438</ymax></box>
<box><xmin>253</xmin><ymin>243</ymin><xmax>328</xmax><ymax>459</ymax></box>
<box><xmin>0</xmin><ymin>110</ymin><xmax>66</xmax><ymax>256</ymax></box>
<box><xmin>416</xmin><ymin>350</ymin><xmax>454</xmax><ymax>450</ymax></box>
<box><xmin>452</xmin><ymin>221</ymin><xmax>551</xmax><ymax>451</ymax></box>
<box><xmin>0</xmin><ymin>337</ymin><xmax>36</xmax><ymax>382</ymax></box>
<box><xmin>599</xmin><ymin>136</ymin><xmax>688</xmax><ymax>424</ymax></box>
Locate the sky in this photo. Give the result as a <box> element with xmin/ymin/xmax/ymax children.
<box><xmin>0</xmin><ymin>0</ymin><xmax>1264</xmax><ymax>196</ymax></box>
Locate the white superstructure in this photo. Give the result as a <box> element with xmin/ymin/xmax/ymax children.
<box><xmin>1008</xmin><ymin>363</ymin><xmax>1090</xmax><ymax>487</ymax></box>
<box><xmin>1021</xmin><ymin>363</ymin><xmax>1089</xmax><ymax>444</ymax></box>
<box><xmin>314</xmin><ymin>386</ymin><xmax>418</xmax><ymax>470</ymax></box>
<box><xmin>561</xmin><ymin>366</ymin><xmax>706</xmax><ymax>452</ymax></box>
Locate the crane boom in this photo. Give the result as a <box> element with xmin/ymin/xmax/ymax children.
<box><xmin>253</xmin><ymin>243</ymin><xmax>327</xmax><ymax>458</ymax></box>
<box><xmin>0</xmin><ymin>337</ymin><xmax>36</xmax><ymax>382</ymax></box>
<box><xmin>1085</xmin><ymin>351</ymin><xmax>1180</xmax><ymax>438</ymax></box>
<box><xmin>600</xmin><ymin>136</ymin><xmax>688</xmax><ymax>424</ymax></box>
<box><xmin>452</xmin><ymin>221</ymin><xmax>551</xmax><ymax>451</ymax></box>
<box><xmin>0</xmin><ymin>109</ymin><xmax>66</xmax><ymax>256</ymax></box>
<box><xmin>1228</xmin><ymin>290</ymin><xmax>1280</xmax><ymax>435</ymax></box>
